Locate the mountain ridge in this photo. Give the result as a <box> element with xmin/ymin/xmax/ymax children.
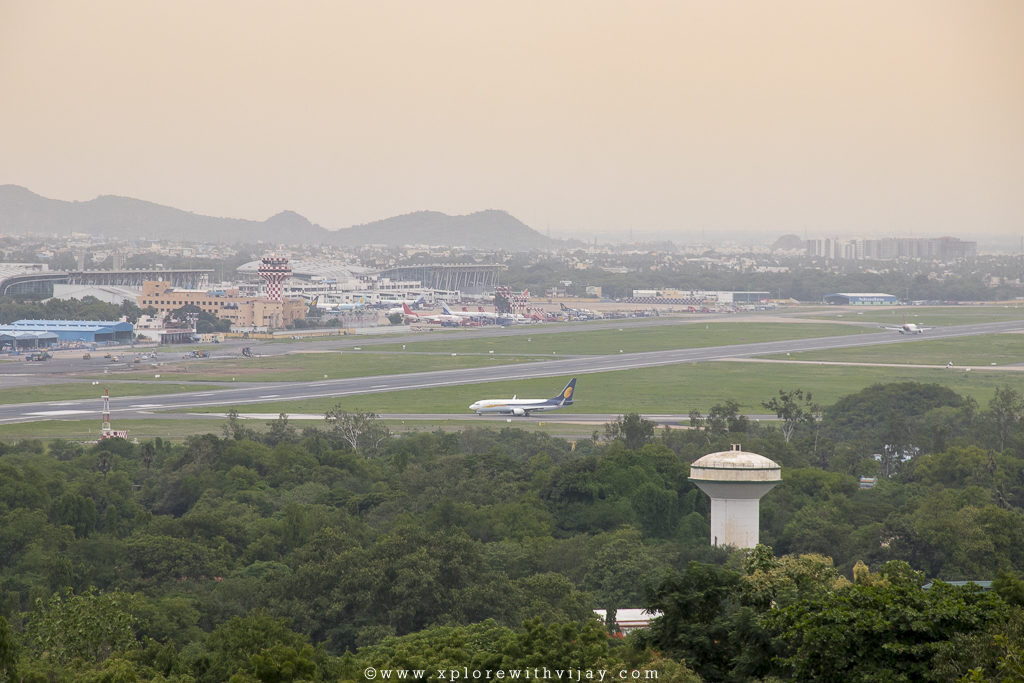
<box><xmin>0</xmin><ymin>185</ymin><xmax>558</xmax><ymax>250</ymax></box>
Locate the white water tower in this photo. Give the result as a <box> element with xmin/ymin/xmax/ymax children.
<box><xmin>689</xmin><ymin>444</ymin><xmax>781</xmax><ymax>548</ymax></box>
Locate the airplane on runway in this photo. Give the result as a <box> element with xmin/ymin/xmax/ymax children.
<box><xmin>882</xmin><ymin>322</ymin><xmax>933</xmax><ymax>334</ymax></box>
<box><xmin>469</xmin><ymin>377</ymin><xmax>576</xmax><ymax>417</ymax></box>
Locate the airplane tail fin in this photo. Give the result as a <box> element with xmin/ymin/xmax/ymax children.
<box><xmin>441</xmin><ymin>302</ymin><xmax>453</xmax><ymax>315</ymax></box>
<box><xmin>310</xmin><ymin>295</ymin><xmax>319</xmax><ymax>308</ymax></box>
<box><xmin>402</xmin><ymin>303</ymin><xmax>414</xmax><ymax>315</ymax></box>
<box><xmin>560</xmin><ymin>303</ymin><xmax>568</xmax><ymax>311</ymax></box>
<box><xmin>554</xmin><ymin>377</ymin><xmax>576</xmax><ymax>405</ymax></box>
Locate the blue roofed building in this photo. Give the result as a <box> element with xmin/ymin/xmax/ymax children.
<box><xmin>0</xmin><ymin>330</ymin><xmax>60</xmax><ymax>351</ymax></box>
<box><xmin>3</xmin><ymin>320</ymin><xmax>135</xmax><ymax>344</ymax></box>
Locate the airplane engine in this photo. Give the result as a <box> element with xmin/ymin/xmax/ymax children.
<box><xmin>512</xmin><ymin>408</ymin><xmax>527</xmax><ymax>416</ymax></box>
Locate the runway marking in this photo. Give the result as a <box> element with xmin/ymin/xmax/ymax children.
<box><xmin>26</xmin><ymin>410</ymin><xmax>92</xmax><ymax>416</ymax></box>
<box><xmin>129</xmin><ymin>404</ymin><xmax>164</xmax><ymax>408</ymax></box>
<box><xmin>197</xmin><ymin>413</ymin><xmax>326</xmax><ymax>420</ymax></box>
<box><xmin>258</xmin><ymin>394</ymin><xmax>280</xmax><ymax>399</ymax></box>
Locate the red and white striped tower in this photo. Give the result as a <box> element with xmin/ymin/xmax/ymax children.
<box><xmin>257</xmin><ymin>255</ymin><xmax>292</xmax><ymax>302</ymax></box>
<box><xmin>512</xmin><ymin>289</ymin><xmax>531</xmax><ymax>316</ymax></box>
<box><xmin>99</xmin><ymin>388</ymin><xmax>128</xmax><ymax>440</ymax></box>
<box><xmin>101</xmin><ymin>388</ymin><xmax>110</xmax><ymax>433</ymax></box>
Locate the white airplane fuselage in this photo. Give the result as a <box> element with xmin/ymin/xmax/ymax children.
<box><xmin>441</xmin><ymin>303</ymin><xmax>497</xmax><ymax>321</ymax></box>
<box><xmin>469</xmin><ymin>398</ymin><xmax>565</xmax><ymax>416</ymax></box>
<box><xmin>882</xmin><ymin>322</ymin><xmax>930</xmax><ymax>334</ymax></box>
<box><xmin>469</xmin><ymin>378</ymin><xmax>576</xmax><ymax>417</ymax></box>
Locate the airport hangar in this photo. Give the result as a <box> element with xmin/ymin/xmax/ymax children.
<box><xmin>0</xmin><ymin>330</ymin><xmax>59</xmax><ymax>351</ymax></box>
<box><xmin>823</xmin><ymin>292</ymin><xmax>898</xmax><ymax>305</ymax></box>
<box><xmin>0</xmin><ymin>320</ymin><xmax>135</xmax><ymax>345</ymax></box>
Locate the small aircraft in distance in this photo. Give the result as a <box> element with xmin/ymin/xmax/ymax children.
<box><xmin>469</xmin><ymin>377</ymin><xmax>576</xmax><ymax>417</ymax></box>
<box><xmin>882</xmin><ymin>322</ymin><xmax>933</xmax><ymax>334</ymax></box>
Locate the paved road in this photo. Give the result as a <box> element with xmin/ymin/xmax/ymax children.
<box><xmin>1</xmin><ymin>318</ymin><xmax>1022</xmax><ymax>425</ymax></box>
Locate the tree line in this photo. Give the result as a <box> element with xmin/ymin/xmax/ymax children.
<box><xmin>0</xmin><ymin>380</ymin><xmax>1023</xmax><ymax>679</ymax></box>
<box><xmin>499</xmin><ymin>252</ymin><xmax>1024</xmax><ymax>302</ymax></box>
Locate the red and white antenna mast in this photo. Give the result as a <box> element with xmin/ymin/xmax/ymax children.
<box><xmin>99</xmin><ymin>388</ymin><xmax>128</xmax><ymax>440</ymax></box>
<box><xmin>101</xmin><ymin>388</ymin><xmax>111</xmax><ymax>433</ymax></box>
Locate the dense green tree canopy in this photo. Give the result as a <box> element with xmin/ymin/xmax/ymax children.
<box><xmin>0</xmin><ymin>382</ymin><xmax>1021</xmax><ymax>678</ymax></box>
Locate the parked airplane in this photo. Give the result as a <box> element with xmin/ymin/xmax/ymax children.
<box><xmin>559</xmin><ymin>302</ymin><xmax>603</xmax><ymax>319</ymax></box>
<box><xmin>385</xmin><ymin>296</ymin><xmax>426</xmax><ymax>316</ymax></box>
<box><xmin>402</xmin><ymin>302</ymin><xmax>461</xmax><ymax>325</ymax></box>
<box><xmin>441</xmin><ymin>302</ymin><xmax>497</xmax><ymax>321</ymax></box>
<box><xmin>310</xmin><ymin>295</ymin><xmax>366</xmax><ymax>312</ymax></box>
<box><xmin>882</xmin><ymin>322</ymin><xmax>933</xmax><ymax>334</ymax></box>
<box><xmin>469</xmin><ymin>377</ymin><xmax>576</xmax><ymax>417</ymax></box>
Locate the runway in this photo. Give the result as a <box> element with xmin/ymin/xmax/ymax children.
<box><xmin>1</xmin><ymin>318</ymin><xmax>1022</xmax><ymax>425</ymax></box>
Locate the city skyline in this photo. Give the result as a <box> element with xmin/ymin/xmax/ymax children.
<box><xmin>2</xmin><ymin>1</ymin><xmax>1022</xmax><ymax>243</ymax></box>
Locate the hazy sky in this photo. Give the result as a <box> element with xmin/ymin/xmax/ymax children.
<box><xmin>2</xmin><ymin>1</ymin><xmax>1022</xmax><ymax>243</ymax></box>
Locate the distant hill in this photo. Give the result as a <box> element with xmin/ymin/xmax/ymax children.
<box><xmin>0</xmin><ymin>185</ymin><xmax>558</xmax><ymax>251</ymax></box>
<box><xmin>326</xmin><ymin>209</ymin><xmax>553</xmax><ymax>250</ymax></box>
<box><xmin>772</xmin><ymin>234</ymin><xmax>805</xmax><ymax>251</ymax></box>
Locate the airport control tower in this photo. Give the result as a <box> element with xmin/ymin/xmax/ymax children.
<box><xmin>689</xmin><ymin>444</ymin><xmax>781</xmax><ymax>548</ymax></box>
<box><xmin>257</xmin><ymin>255</ymin><xmax>291</xmax><ymax>302</ymax></box>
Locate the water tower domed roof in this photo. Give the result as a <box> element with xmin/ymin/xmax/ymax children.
<box><xmin>690</xmin><ymin>445</ymin><xmax>781</xmax><ymax>482</ymax></box>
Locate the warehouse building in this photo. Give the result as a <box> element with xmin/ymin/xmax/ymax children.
<box><xmin>0</xmin><ymin>330</ymin><xmax>60</xmax><ymax>351</ymax></box>
<box><xmin>2</xmin><ymin>320</ymin><xmax>135</xmax><ymax>344</ymax></box>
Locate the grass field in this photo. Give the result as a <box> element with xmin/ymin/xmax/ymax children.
<box><xmin>0</xmin><ymin>416</ymin><xmax>597</xmax><ymax>442</ymax></box>
<box><xmin>798</xmin><ymin>305</ymin><xmax>1024</xmax><ymax>326</ymax></box>
<box><xmin>0</xmin><ymin>382</ymin><xmax>210</xmax><ymax>405</ymax></box>
<box><xmin>5</xmin><ymin>309</ymin><xmax>1024</xmax><ymax>441</ymax></box>
<box><xmin>760</xmin><ymin>333</ymin><xmax>1024</xmax><ymax>366</ymax></box>
<box><xmin>44</xmin><ymin>322</ymin><xmax>874</xmax><ymax>387</ymax></box>
<box><xmin>81</xmin><ymin>351</ymin><xmax>553</xmax><ymax>384</ymax></box>
<box><xmin>0</xmin><ymin>418</ymin><xmax>232</xmax><ymax>441</ymax></box>
<box><xmin>369</xmin><ymin>322</ymin><xmax>873</xmax><ymax>355</ymax></box>
<box><xmin>182</xmin><ymin>360</ymin><xmax>1024</xmax><ymax>417</ymax></box>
